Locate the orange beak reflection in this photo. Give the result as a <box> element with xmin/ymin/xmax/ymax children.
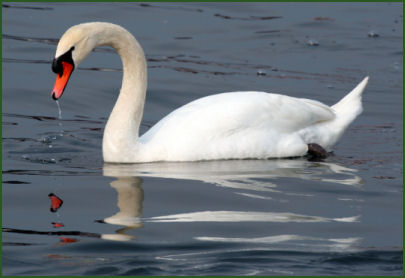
<box><xmin>51</xmin><ymin>61</ymin><xmax>74</xmax><ymax>100</ymax></box>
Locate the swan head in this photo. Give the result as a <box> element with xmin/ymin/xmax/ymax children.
<box><xmin>51</xmin><ymin>23</ymin><xmax>99</xmax><ymax>100</ymax></box>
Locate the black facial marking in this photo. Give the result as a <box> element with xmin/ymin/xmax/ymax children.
<box><xmin>52</xmin><ymin>46</ymin><xmax>75</xmax><ymax>77</ymax></box>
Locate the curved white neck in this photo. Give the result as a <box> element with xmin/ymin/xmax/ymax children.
<box><xmin>95</xmin><ymin>24</ymin><xmax>147</xmax><ymax>161</ymax></box>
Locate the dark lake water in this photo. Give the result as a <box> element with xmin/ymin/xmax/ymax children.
<box><xmin>2</xmin><ymin>2</ymin><xmax>403</xmax><ymax>276</ymax></box>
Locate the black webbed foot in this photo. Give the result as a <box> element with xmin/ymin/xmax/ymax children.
<box><xmin>306</xmin><ymin>143</ymin><xmax>329</xmax><ymax>161</ymax></box>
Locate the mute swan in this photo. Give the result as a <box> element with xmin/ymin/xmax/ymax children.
<box><xmin>51</xmin><ymin>22</ymin><xmax>368</xmax><ymax>163</ymax></box>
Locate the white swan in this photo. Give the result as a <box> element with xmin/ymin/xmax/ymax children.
<box><xmin>51</xmin><ymin>22</ymin><xmax>369</xmax><ymax>163</ymax></box>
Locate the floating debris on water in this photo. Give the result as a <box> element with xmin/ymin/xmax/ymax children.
<box><xmin>41</xmin><ymin>136</ymin><xmax>56</xmax><ymax>144</ymax></box>
<box><xmin>368</xmin><ymin>30</ymin><xmax>380</xmax><ymax>38</ymax></box>
<box><xmin>313</xmin><ymin>16</ymin><xmax>334</xmax><ymax>21</ymax></box>
<box><xmin>174</xmin><ymin>36</ymin><xmax>192</xmax><ymax>40</ymax></box>
<box><xmin>307</xmin><ymin>39</ymin><xmax>319</xmax><ymax>46</ymax></box>
<box><xmin>256</xmin><ymin>69</ymin><xmax>267</xmax><ymax>76</ymax></box>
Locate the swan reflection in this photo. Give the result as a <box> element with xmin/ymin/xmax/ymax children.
<box><xmin>99</xmin><ymin>177</ymin><xmax>144</xmax><ymax>241</ymax></box>
<box><xmin>148</xmin><ymin>210</ymin><xmax>360</xmax><ymax>223</ymax></box>
<box><xmin>194</xmin><ymin>235</ymin><xmax>362</xmax><ymax>253</ymax></box>
<box><xmin>103</xmin><ymin>159</ymin><xmax>363</xmax><ymax>191</ymax></box>
<box><xmin>100</xmin><ymin>159</ymin><xmax>363</xmax><ymax>245</ymax></box>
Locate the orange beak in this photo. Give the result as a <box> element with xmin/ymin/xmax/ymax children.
<box><xmin>51</xmin><ymin>61</ymin><xmax>74</xmax><ymax>100</ymax></box>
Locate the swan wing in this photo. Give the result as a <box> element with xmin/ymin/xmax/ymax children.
<box><xmin>141</xmin><ymin>92</ymin><xmax>335</xmax><ymax>142</ymax></box>
<box><xmin>137</xmin><ymin>91</ymin><xmax>337</xmax><ymax>161</ymax></box>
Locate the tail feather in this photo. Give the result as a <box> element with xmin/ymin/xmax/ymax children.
<box><xmin>332</xmin><ymin>76</ymin><xmax>369</xmax><ymax>120</ymax></box>
<box><xmin>319</xmin><ymin>76</ymin><xmax>369</xmax><ymax>150</ymax></box>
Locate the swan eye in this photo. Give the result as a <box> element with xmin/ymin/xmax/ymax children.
<box><xmin>52</xmin><ymin>46</ymin><xmax>75</xmax><ymax>76</ymax></box>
